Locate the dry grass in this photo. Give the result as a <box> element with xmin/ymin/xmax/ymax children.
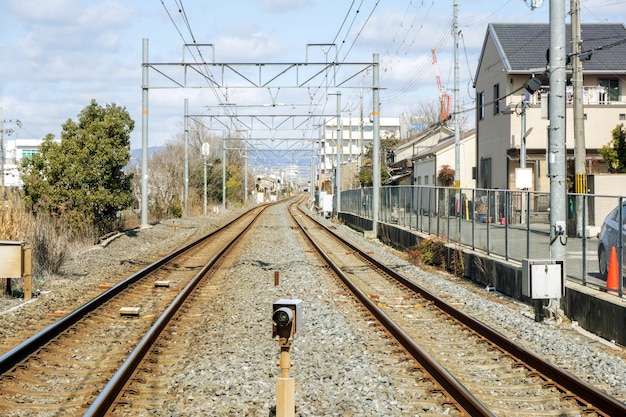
<box><xmin>1</xmin><ymin>188</ymin><xmax>73</xmax><ymax>282</ymax></box>
<box><xmin>0</xmin><ymin>188</ymin><xmax>34</xmax><ymax>241</ymax></box>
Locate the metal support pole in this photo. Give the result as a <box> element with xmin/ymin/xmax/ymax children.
<box><xmin>222</xmin><ymin>133</ymin><xmax>226</xmax><ymax>210</ymax></box>
<box><xmin>244</xmin><ymin>148</ymin><xmax>248</xmax><ymax>204</ymax></box>
<box><xmin>453</xmin><ymin>0</ymin><xmax>461</xmax><ymax>224</ymax></box>
<box><xmin>202</xmin><ymin>142</ymin><xmax>210</xmax><ymax>216</ymax></box>
<box><xmin>549</xmin><ymin>0</ymin><xmax>567</xmax><ymax>308</ymax></box>
<box><xmin>310</xmin><ymin>154</ymin><xmax>315</xmax><ymax>204</ymax></box>
<box><xmin>336</xmin><ymin>92</ymin><xmax>342</xmax><ymax>215</ymax></box>
<box><xmin>520</xmin><ymin>100</ymin><xmax>527</xmax><ymax>224</ymax></box>
<box><xmin>141</xmin><ymin>38</ymin><xmax>150</xmax><ymax>228</ymax></box>
<box><xmin>184</xmin><ymin>98</ymin><xmax>189</xmax><ymax>217</ymax></box>
<box><xmin>572</xmin><ymin>0</ymin><xmax>587</xmax><ymax>237</ymax></box>
<box><xmin>203</xmin><ymin>158</ymin><xmax>207</xmax><ymax>216</ymax></box>
<box><xmin>372</xmin><ymin>53</ymin><xmax>380</xmax><ymax>233</ymax></box>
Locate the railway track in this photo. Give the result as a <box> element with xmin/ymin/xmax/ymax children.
<box><xmin>0</xmin><ymin>205</ymin><xmax>267</xmax><ymax>416</ymax></box>
<box><xmin>291</xmin><ymin>201</ymin><xmax>626</xmax><ymax>417</ymax></box>
<box><xmin>1</xmin><ymin>198</ymin><xmax>624</xmax><ymax>415</ymax></box>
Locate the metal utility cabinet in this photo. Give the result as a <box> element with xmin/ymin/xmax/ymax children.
<box><xmin>522</xmin><ymin>259</ymin><xmax>564</xmax><ymax>299</ymax></box>
<box><xmin>0</xmin><ymin>241</ymin><xmax>33</xmax><ymax>299</ymax></box>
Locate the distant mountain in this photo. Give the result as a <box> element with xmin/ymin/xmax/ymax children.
<box><xmin>129</xmin><ymin>146</ymin><xmax>165</xmax><ymax>164</ymax></box>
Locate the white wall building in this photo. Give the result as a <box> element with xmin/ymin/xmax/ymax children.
<box><xmin>317</xmin><ymin>117</ymin><xmax>401</xmax><ymax>191</ymax></box>
<box><xmin>2</xmin><ymin>138</ymin><xmax>46</xmax><ymax>187</ymax></box>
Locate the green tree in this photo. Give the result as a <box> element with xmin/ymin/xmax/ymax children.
<box><xmin>599</xmin><ymin>124</ymin><xmax>626</xmax><ymax>173</ymax></box>
<box><xmin>21</xmin><ymin>100</ymin><xmax>135</xmax><ymax>235</ymax></box>
<box><xmin>358</xmin><ymin>146</ymin><xmax>390</xmax><ymax>187</ymax></box>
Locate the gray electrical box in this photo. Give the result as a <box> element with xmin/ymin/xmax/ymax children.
<box><xmin>522</xmin><ymin>259</ymin><xmax>564</xmax><ymax>299</ymax></box>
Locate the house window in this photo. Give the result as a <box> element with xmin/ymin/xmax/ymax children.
<box><xmin>493</xmin><ymin>83</ymin><xmax>500</xmax><ymax>115</ymax></box>
<box><xmin>478</xmin><ymin>91</ymin><xmax>485</xmax><ymax>120</ymax></box>
<box><xmin>619</xmin><ymin>114</ymin><xmax>625</xmax><ymax>121</ymax></box>
<box><xmin>424</xmin><ymin>176</ymin><xmax>428</xmax><ymax>185</ymax></box>
<box><xmin>417</xmin><ymin>176</ymin><xmax>421</xmax><ymax>185</ymax></box>
<box><xmin>598</xmin><ymin>78</ymin><xmax>619</xmax><ymax>102</ymax></box>
<box><xmin>21</xmin><ymin>149</ymin><xmax>38</xmax><ymax>159</ymax></box>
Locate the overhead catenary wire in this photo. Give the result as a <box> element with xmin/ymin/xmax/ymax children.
<box><xmin>159</xmin><ymin>0</ymin><xmax>249</xmax><ymax>133</ymax></box>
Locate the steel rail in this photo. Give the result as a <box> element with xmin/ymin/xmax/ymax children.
<box><xmin>290</xmin><ymin>203</ymin><xmax>494</xmax><ymax>417</ymax></box>
<box><xmin>299</xmin><ymin>204</ymin><xmax>626</xmax><ymax>417</ymax></box>
<box><xmin>0</xmin><ymin>207</ymin><xmax>261</xmax><ymax>376</ymax></box>
<box><xmin>84</xmin><ymin>205</ymin><xmax>268</xmax><ymax>416</ymax></box>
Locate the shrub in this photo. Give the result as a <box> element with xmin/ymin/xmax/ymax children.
<box><xmin>419</xmin><ymin>237</ymin><xmax>445</xmax><ymax>266</ymax></box>
<box><xmin>406</xmin><ymin>246</ymin><xmax>422</xmax><ymax>265</ymax></box>
<box><xmin>169</xmin><ymin>202</ymin><xmax>183</xmax><ymax>218</ymax></box>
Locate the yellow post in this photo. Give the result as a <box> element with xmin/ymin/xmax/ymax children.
<box><xmin>276</xmin><ymin>347</ymin><xmax>295</xmax><ymax>417</ymax></box>
<box><xmin>575</xmin><ymin>173</ymin><xmax>587</xmax><ymax>194</ymax></box>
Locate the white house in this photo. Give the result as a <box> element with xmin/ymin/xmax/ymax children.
<box><xmin>412</xmin><ymin>129</ymin><xmax>476</xmax><ymax>189</ymax></box>
<box><xmin>2</xmin><ymin>138</ymin><xmax>45</xmax><ymax>187</ymax></box>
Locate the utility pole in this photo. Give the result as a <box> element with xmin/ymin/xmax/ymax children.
<box><xmin>372</xmin><ymin>53</ymin><xmax>381</xmax><ymax>233</ymax></box>
<box><xmin>359</xmin><ymin>88</ymin><xmax>364</xmax><ymax>175</ymax></box>
<box><xmin>336</xmin><ymin>92</ymin><xmax>342</xmax><ymax>215</ymax></box>
<box><xmin>184</xmin><ymin>99</ymin><xmax>189</xmax><ymax>217</ymax></box>
<box><xmin>222</xmin><ymin>131</ymin><xmax>227</xmax><ymax>210</ymax></box>
<box><xmin>1</xmin><ymin>108</ymin><xmax>23</xmax><ymax>190</ymax></box>
<box><xmin>141</xmin><ymin>39</ymin><xmax>150</xmax><ymax>228</ymax></box>
<box><xmin>202</xmin><ymin>142</ymin><xmax>210</xmax><ymax>216</ymax></box>
<box><xmin>548</xmin><ymin>0</ymin><xmax>568</xmax><ymax>309</ymax></box>
<box><xmin>571</xmin><ymin>0</ymin><xmax>587</xmax><ymax>237</ymax></box>
<box><xmin>453</xmin><ymin>0</ymin><xmax>461</xmax><ymax>218</ymax></box>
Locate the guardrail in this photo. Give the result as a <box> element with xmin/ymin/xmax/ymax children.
<box><xmin>339</xmin><ymin>185</ymin><xmax>625</xmax><ymax>295</ymax></box>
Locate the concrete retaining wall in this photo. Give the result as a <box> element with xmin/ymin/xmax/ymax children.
<box><xmin>340</xmin><ymin>213</ymin><xmax>626</xmax><ymax>346</ymax></box>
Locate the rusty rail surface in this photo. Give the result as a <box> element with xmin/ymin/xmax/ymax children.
<box><xmin>84</xmin><ymin>205</ymin><xmax>267</xmax><ymax>416</ymax></box>
<box><xmin>290</xmin><ymin>202</ymin><xmax>494</xmax><ymax>417</ymax></box>
<box><xmin>294</xmin><ymin>202</ymin><xmax>626</xmax><ymax>417</ymax></box>
<box><xmin>0</xmin><ymin>205</ymin><xmax>268</xmax><ymax>416</ymax></box>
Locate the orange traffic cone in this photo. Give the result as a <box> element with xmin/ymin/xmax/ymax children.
<box><xmin>607</xmin><ymin>246</ymin><xmax>619</xmax><ymax>291</ymax></box>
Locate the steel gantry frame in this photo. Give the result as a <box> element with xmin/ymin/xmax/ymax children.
<box><xmin>141</xmin><ymin>39</ymin><xmax>381</xmax><ymax>232</ymax></box>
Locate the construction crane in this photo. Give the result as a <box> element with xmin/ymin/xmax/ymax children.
<box><xmin>431</xmin><ymin>49</ymin><xmax>451</xmax><ymax>122</ymax></box>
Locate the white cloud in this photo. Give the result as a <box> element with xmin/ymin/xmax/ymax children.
<box><xmin>263</xmin><ymin>0</ymin><xmax>310</xmax><ymax>13</ymax></box>
<box><xmin>217</xmin><ymin>32</ymin><xmax>287</xmax><ymax>61</ymax></box>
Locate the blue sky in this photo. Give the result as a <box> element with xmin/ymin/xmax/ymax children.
<box><xmin>1</xmin><ymin>0</ymin><xmax>626</xmax><ymax>155</ymax></box>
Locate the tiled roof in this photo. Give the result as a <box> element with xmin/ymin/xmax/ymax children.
<box><xmin>488</xmin><ymin>23</ymin><xmax>626</xmax><ymax>73</ymax></box>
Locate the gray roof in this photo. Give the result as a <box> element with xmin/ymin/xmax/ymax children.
<box><xmin>483</xmin><ymin>23</ymin><xmax>626</xmax><ymax>74</ymax></box>
<box><xmin>411</xmin><ymin>129</ymin><xmax>476</xmax><ymax>160</ymax></box>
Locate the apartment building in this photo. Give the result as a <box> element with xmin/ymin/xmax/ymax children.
<box><xmin>317</xmin><ymin>116</ymin><xmax>401</xmax><ymax>191</ymax></box>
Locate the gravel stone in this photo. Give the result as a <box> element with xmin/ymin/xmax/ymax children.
<box><xmin>2</xmin><ymin>204</ymin><xmax>626</xmax><ymax>415</ymax></box>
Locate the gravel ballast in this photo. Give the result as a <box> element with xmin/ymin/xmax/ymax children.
<box><xmin>1</xmin><ymin>203</ymin><xmax>625</xmax><ymax>416</ymax></box>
